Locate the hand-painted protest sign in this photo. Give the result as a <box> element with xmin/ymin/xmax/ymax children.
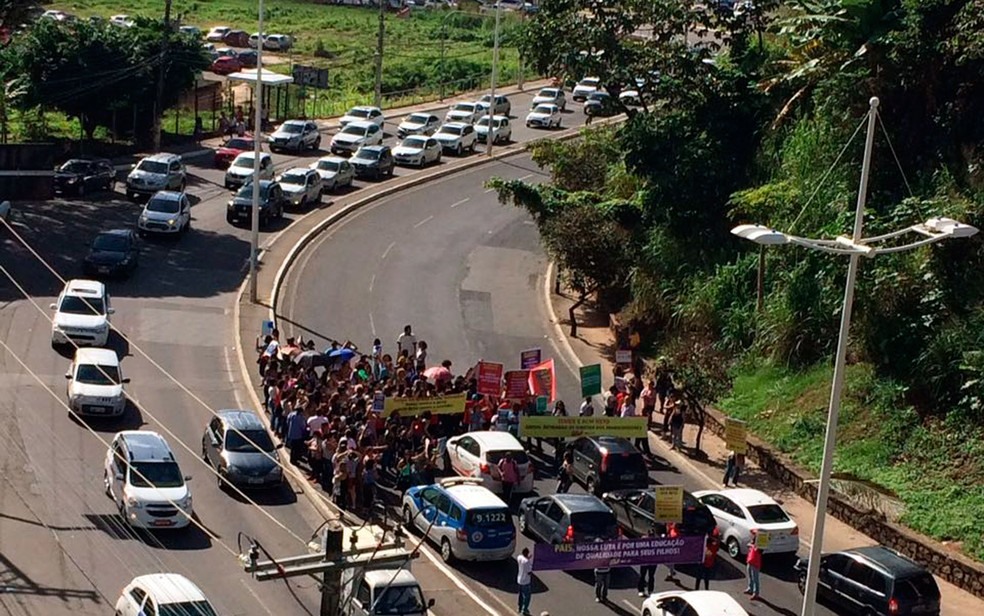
<box><xmin>532</xmin><ymin>535</ymin><xmax>704</xmax><ymax>571</ymax></box>
<box><xmin>383</xmin><ymin>393</ymin><xmax>468</xmax><ymax>416</ymax></box>
<box><xmin>725</xmin><ymin>417</ymin><xmax>748</xmax><ymax>455</ymax></box>
<box><xmin>654</xmin><ymin>485</ymin><xmax>684</xmax><ymax>523</ymax></box>
<box><xmin>372</xmin><ymin>391</ymin><xmax>385</xmax><ymax>413</ymax></box>
<box><xmin>504</xmin><ymin>370</ymin><xmax>531</xmax><ymax>399</ymax></box>
<box><xmin>535</xmin><ymin>396</ymin><xmax>548</xmax><ymax>415</ymax></box>
<box><xmin>476</xmin><ymin>361</ymin><xmax>504</xmax><ymax>396</ymax></box>
<box><xmin>615</xmin><ymin>349</ymin><xmax>633</xmax><ymax>364</ymax></box>
<box><xmin>580</xmin><ymin>363</ymin><xmax>602</xmax><ymax>397</ymax></box>
<box><xmin>528</xmin><ymin>359</ymin><xmax>556</xmax><ymax>402</ymax></box>
<box><xmin>519</xmin><ymin>416</ymin><xmax>648</xmax><ymax>438</ymax></box>
<box><xmin>520</xmin><ymin>348</ymin><xmax>542</xmax><ymax>370</ymax></box>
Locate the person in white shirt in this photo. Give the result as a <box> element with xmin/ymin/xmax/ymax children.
<box><xmin>396</xmin><ymin>325</ymin><xmax>417</xmax><ymax>358</ymax></box>
<box><xmin>579</xmin><ymin>397</ymin><xmax>595</xmax><ymax>417</ymax></box>
<box><xmin>516</xmin><ymin>547</ymin><xmax>534</xmax><ymax>616</ymax></box>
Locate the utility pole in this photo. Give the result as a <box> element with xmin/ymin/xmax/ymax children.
<box><xmin>319</xmin><ymin>522</ymin><xmax>344</xmax><ymax>616</ymax></box>
<box><xmin>486</xmin><ymin>0</ymin><xmax>501</xmax><ymax>158</ymax></box>
<box><xmin>152</xmin><ymin>0</ymin><xmax>173</xmax><ymax>152</ymax></box>
<box><xmin>373</xmin><ymin>0</ymin><xmax>385</xmax><ymax>108</ymax></box>
<box><xmin>249</xmin><ymin>0</ymin><xmax>265</xmax><ymax>305</ymax></box>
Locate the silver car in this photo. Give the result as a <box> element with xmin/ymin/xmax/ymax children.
<box><xmin>125</xmin><ymin>153</ymin><xmax>186</xmax><ymax>201</ymax></box>
<box><xmin>137</xmin><ymin>191</ymin><xmax>192</xmax><ymax>236</ymax></box>
<box><xmin>202</xmin><ymin>410</ymin><xmax>283</xmax><ymax>490</ymax></box>
<box><xmin>268</xmin><ymin>120</ymin><xmax>320</xmax><ymax>153</ymax></box>
<box><xmin>310</xmin><ymin>156</ymin><xmax>355</xmax><ymax>192</ymax></box>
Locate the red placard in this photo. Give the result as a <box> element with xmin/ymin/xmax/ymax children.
<box><xmin>476</xmin><ymin>361</ymin><xmax>504</xmax><ymax>396</ymax></box>
<box><xmin>528</xmin><ymin>359</ymin><xmax>557</xmax><ymax>402</ymax></box>
<box><xmin>504</xmin><ymin>370</ymin><xmax>531</xmax><ymax>399</ymax></box>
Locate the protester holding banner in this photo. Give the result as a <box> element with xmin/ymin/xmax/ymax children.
<box><xmin>637</xmin><ymin>528</ymin><xmax>658</xmax><ymax>597</ymax></box>
<box><xmin>695</xmin><ymin>531</ymin><xmax>720</xmax><ymax>590</ymax></box>
<box><xmin>593</xmin><ymin>538</ymin><xmax>611</xmax><ymax>603</ymax></box>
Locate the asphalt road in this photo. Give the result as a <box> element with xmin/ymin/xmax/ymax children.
<box><xmin>0</xmin><ymin>89</ymin><xmax>587</xmax><ymax>615</ymax></box>
<box><xmin>279</xmin><ymin>153</ymin><xmax>840</xmax><ymax>616</ymax></box>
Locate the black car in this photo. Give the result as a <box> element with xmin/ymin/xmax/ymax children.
<box><xmin>602</xmin><ymin>488</ymin><xmax>717</xmax><ymax>538</ymax></box>
<box><xmin>237</xmin><ymin>49</ymin><xmax>259</xmax><ymax>68</ymax></box>
<box><xmin>53</xmin><ymin>158</ymin><xmax>116</xmax><ymax>197</ymax></box>
<box><xmin>517</xmin><ymin>493</ymin><xmax>619</xmax><ymax>544</ymax></box>
<box><xmin>584</xmin><ymin>91</ymin><xmax>618</xmax><ymax>117</ymax></box>
<box><xmin>796</xmin><ymin>546</ymin><xmax>941</xmax><ymax>616</ymax></box>
<box><xmin>83</xmin><ymin>229</ymin><xmax>139</xmax><ymax>278</ymax></box>
<box><xmin>351</xmin><ymin>145</ymin><xmax>395</xmax><ymax>180</ymax></box>
<box><xmin>569</xmin><ymin>435</ymin><xmax>649</xmax><ymax>495</ymax></box>
<box><xmin>226</xmin><ymin>180</ymin><xmax>286</xmax><ymax>227</ymax></box>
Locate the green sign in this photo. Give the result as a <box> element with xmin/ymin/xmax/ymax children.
<box><xmin>536</xmin><ymin>395</ymin><xmax>548</xmax><ymax>415</ymax></box>
<box><xmin>580</xmin><ymin>363</ymin><xmax>602</xmax><ymax>397</ymax></box>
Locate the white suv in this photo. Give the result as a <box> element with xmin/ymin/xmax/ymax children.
<box><xmin>225</xmin><ymin>152</ymin><xmax>274</xmax><ymax>189</ymax></box>
<box><xmin>115</xmin><ymin>573</ymin><xmax>218</xmax><ymax>616</ymax></box>
<box><xmin>50</xmin><ymin>279</ymin><xmax>113</xmax><ymax>347</ymax></box>
<box><xmin>125</xmin><ymin>153</ymin><xmax>186</xmax><ymax>200</ymax></box>
<box><xmin>277</xmin><ymin>167</ymin><xmax>323</xmax><ymax>208</ymax></box>
<box><xmin>66</xmin><ymin>347</ymin><xmax>128</xmax><ymax>417</ymax></box>
<box><xmin>434</xmin><ymin>122</ymin><xmax>477</xmax><ymax>156</ymax></box>
<box><xmin>104</xmin><ymin>431</ymin><xmax>193</xmax><ymax>530</ymax></box>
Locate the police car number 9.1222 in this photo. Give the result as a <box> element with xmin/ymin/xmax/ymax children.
<box><xmin>473</xmin><ymin>512</ymin><xmax>507</xmax><ymax>524</ymax></box>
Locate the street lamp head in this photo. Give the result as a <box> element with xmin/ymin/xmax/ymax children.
<box><xmin>923</xmin><ymin>216</ymin><xmax>979</xmax><ymax>239</ymax></box>
<box><xmin>731</xmin><ymin>224</ymin><xmax>790</xmax><ymax>245</ymax></box>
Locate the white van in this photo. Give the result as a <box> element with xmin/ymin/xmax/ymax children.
<box><xmin>104</xmin><ymin>431</ymin><xmax>193</xmax><ymax>529</ymax></box>
<box><xmin>444</xmin><ymin>431</ymin><xmax>535</xmax><ymax>494</ymax></box>
<box><xmin>66</xmin><ymin>347</ymin><xmax>128</xmax><ymax>416</ymax></box>
<box><xmin>50</xmin><ymin>279</ymin><xmax>113</xmax><ymax>347</ymax></box>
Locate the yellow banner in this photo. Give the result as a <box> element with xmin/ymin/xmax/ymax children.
<box><xmin>654</xmin><ymin>485</ymin><xmax>684</xmax><ymax>523</ymax></box>
<box><xmin>383</xmin><ymin>393</ymin><xmax>468</xmax><ymax>416</ymax></box>
<box><xmin>518</xmin><ymin>416</ymin><xmax>648</xmax><ymax>438</ymax></box>
<box><xmin>725</xmin><ymin>417</ymin><xmax>748</xmax><ymax>455</ymax></box>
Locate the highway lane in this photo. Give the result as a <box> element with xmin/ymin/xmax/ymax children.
<box><xmin>0</xmin><ymin>88</ymin><xmax>587</xmax><ymax>615</ymax></box>
<box><xmin>279</xmin><ymin>152</ymin><xmax>839</xmax><ymax>616</ymax></box>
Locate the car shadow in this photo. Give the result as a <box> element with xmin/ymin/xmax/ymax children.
<box><xmin>227</xmin><ymin>481</ymin><xmax>299</xmax><ymax>507</ymax></box>
<box><xmin>145</xmin><ymin>515</ymin><xmax>215</xmax><ymax>551</ymax></box>
<box><xmin>70</xmin><ymin>400</ymin><xmax>145</xmax><ymax>432</ymax></box>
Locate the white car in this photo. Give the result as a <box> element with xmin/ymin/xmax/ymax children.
<box><xmin>340</xmin><ymin>105</ymin><xmax>385</xmax><ymax>128</ymax></box>
<box><xmin>225</xmin><ymin>152</ymin><xmax>274</xmax><ymax>189</ymax></box>
<box><xmin>694</xmin><ymin>488</ymin><xmax>799</xmax><ymax>558</ymax></box>
<box><xmin>277</xmin><ymin>167</ymin><xmax>323</xmax><ymax>208</ymax></box>
<box><xmin>115</xmin><ymin>574</ymin><xmax>218</xmax><ymax>616</ymax></box>
<box><xmin>104</xmin><ymin>431</ymin><xmax>193</xmax><ymax>530</ymax></box>
<box><xmin>206</xmin><ymin>26</ymin><xmax>231</xmax><ymax>42</ymax></box>
<box><xmin>263</xmin><ymin>33</ymin><xmax>292</xmax><ymax>50</ymax></box>
<box><xmin>50</xmin><ymin>279</ymin><xmax>113</xmax><ymax>347</ymax></box>
<box><xmin>531</xmin><ymin>87</ymin><xmax>566</xmax><ymax>111</ymax></box>
<box><xmin>572</xmin><ymin>76</ymin><xmax>601</xmax><ymax>102</ymax></box>
<box><xmin>433</xmin><ymin>122</ymin><xmax>477</xmax><ymax>156</ymax></box>
<box><xmin>109</xmin><ymin>14</ymin><xmax>135</xmax><ymax>28</ymax></box>
<box><xmin>444</xmin><ymin>431</ymin><xmax>534</xmax><ymax>494</ymax></box>
<box><xmin>445</xmin><ymin>101</ymin><xmax>482</xmax><ymax>124</ymax></box>
<box><xmin>392</xmin><ymin>136</ymin><xmax>442</xmax><ymax>167</ymax></box>
<box><xmin>525</xmin><ymin>104</ymin><xmax>562</xmax><ymax>129</ymax></box>
<box><xmin>330</xmin><ymin>121</ymin><xmax>384</xmax><ymax>155</ymax></box>
<box><xmin>476</xmin><ymin>93</ymin><xmax>511</xmax><ymax>116</ymax></box>
<box><xmin>248</xmin><ymin>32</ymin><xmax>268</xmax><ymax>48</ymax></box>
<box><xmin>66</xmin><ymin>347</ymin><xmax>128</xmax><ymax>417</ymax></box>
<box><xmin>310</xmin><ymin>156</ymin><xmax>355</xmax><ymax>192</ymax></box>
<box><xmin>475</xmin><ymin>115</ymin><xmax>512</xmax><ymax>144</ymax></box>
<box><xmin>268</xmin><ymin>119</ymin><xmax>320</xmax><ymax>153</ymax></box>
<box><xmin>641</xmin><ymin>590</ymin><xmax>749</xmax><ymax>616</ymax></box>
<box><xmin>397</xmin><ymin>112</ymin><xmax>441</xmax><ymax>138</ymax></box>
<box><xmin>137</xmin><ymin>190</ymin><xmax>191</xmax><ymax>236</ymax></box>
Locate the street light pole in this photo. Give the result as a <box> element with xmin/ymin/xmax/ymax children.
<box><xmin>248</xmin><ymin>0</ymin><xmax>265</xmax><ymax>305</ymax></box>
<box><xmin>373</xmin><ymin>0</ymin><xmax>385</xmax><ymax>108</ymax></box>
<box><xmin>486</xmin><ymin>1</ymin><xmax>501</xmax><ymax>158</ymax></box>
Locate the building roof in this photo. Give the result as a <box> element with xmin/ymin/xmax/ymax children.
<box><xmin>227</xmin><ymin>69</ymin><xmax>293</xmax><ymax>86</ymax></box>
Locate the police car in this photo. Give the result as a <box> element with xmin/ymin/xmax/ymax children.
<box><xmin>402</xmin><ymin>477</ymin><xmax>515</xmax><ymax>563</ymax></box>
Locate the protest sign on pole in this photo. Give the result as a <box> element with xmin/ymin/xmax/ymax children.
<box><xmin>476</xmin><ymin>361</ymin><xmax>504</xmax><ymax>396</ymax></box>
<box><xmin>725</xmin><ymin>417</ymin><xmax>748</xmax><ymax>455</ymax></box>
<box><xmin>579</xmin><ymin>364</ymin><xmax>602</xmax><ymax>397</ymax></box>
<box><xmin>615</xmin><ymin>349</ymin><xmax>633</xmax><ymax>365</ymax></box>
<box><xmin>535</xmin><ymin>396</ymin><xmax>548</xmax><ymax>415</ymax></box>
<box><xmin>519</xmin><ymin>416</ymin><xmax>648</xmax><ymax>438</ymax></box>
<box><xmin>520</xmin><ymin>348</ymin><xmax>542</xmax><ymax>370</ymax></box>
<box><xmin>504</xmin><ymin>370</ymin><xmax>531</xmax><ymax>399</ymax></box>
<box><xmin>372</xmin><ymin>391</ymin><xmax>385</xmax><ymax>413</ymax></box>
<box><xmin>654</xmin><ymin>486</ymin><xmax>684</xmax><ymax>523</ymax></box>
<box><xmin>532</xmin><ymin>536</ymin><xmax>704</xmax><ymax>571</ymax></box>
<box><xmin>383</xmin><ymin>393</ymin><xmax>468</xmax><ymax>416</ymax></box>
<box><xmin>528</xmin><ymin>359</ymin><xmax>556</xmax><ymax>402</ymax></box>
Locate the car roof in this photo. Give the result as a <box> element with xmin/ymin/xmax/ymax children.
<box><xmin>441</xmin><ymin>121</ymin><xmax>470</xmax><ymax>128</ymax></box>
<box><xmin>466</xmin><ymin>431</ymin><xmax>525</xmax><ymax>450</ymax></box>
<box><xmin>316</xmin><ymin>155</ymin><xmax>347</xmax><ymax>163</ymax></box>
<box><xmin>130</xmin><ymin>573</ymin><xmax>208</xmax><ymax>604</ymax></box>
<box><xmin>443</xmin><ymin>483</ymin><xmax>508</xmax><ymax>509</ymax></box>
<box><xmin>583</xmin><ymin>435</ymin><xmax>637</xmax><ymax>453</ymax></box>
<box><xmin>550</xmin><ymin>493</ymin><xmax>612</xmax><ymax>513</ymax></box>
<box><xmin>64</xmin><ymin>279</ymin><xmax>106</xmax><ymax>298</ymax></box>
<box><xmin>64</xmin><ymin>157</ymin><xmax>111</xmax><ymax>165</ymax></box>
<box><xmin>73</xmin><ymin>347</ymin><xmax>119</xmax><ymax>365</ymax></box>
<box><xmin>217</xmin><ymin>409</ymin><xmax>265</xmax><ymax>431</ymax></box>
<box><xmin>142</xmin><ymin>152</ymin><xmax>180</xmax><ymax>163</ymax></box>
<box><xmin>479</xmin><ymin>114</ymin><xmax>510</xmax><ymax>121</ymax></box>
<box><xmin>844</xmin><ymin>546</ymin><xmax>929</xmax><ymax>577</ymax></box>
<box><xmin>233</xmin><ymin>151</ymin><xmax>270</xmax><ymax>160</ymax></box>
<box><xmin>149</xmin><ymin>190</ymin><xmax>182</xmax><ymax>201</ymax></box>
<box><xmin>350</xmin><ymin>105</ymin><xmax>381</xmax><ymax>113</ymax></box>
<box><xmin>714</xmin><ymin>488</ymin><xmax>779</xmax><ymax>507</ymax></box>
<box><xmin>345</xmin><ymin>120</ymin><xmax>377</xmax><ymax>129</ymax></box>
<box><xmin>281</xmin><ymin>166</ymin><xmax>312</xmax><ymax>175</ymax></box>
<box><xmin>96</xmin><ymin>228</ymin><xmax>133</xmax><ymax>238</ymax></box>
<box><xmin>280</xmin><ymin>119</ymin><xmax>306</xmax><ymax>126</ymax></box>
<box><xmin>117</xmin><ymin>431</ymin><xmax>176</xmax><ymax>462</ymax></box>
<box><xmin>651</xmin><ymin>590</ymin><xmax>747</xmax><ymax>614</ymax></box>
<box><xmin>406</xmin><ymin>113</ymin><xmax>438</xmax><ymax>120</ymax></box>
<box><xmin>359</xmin><ymin>145</ymin><xmax>389</xmax><ymax>152</ymax></box>
<box><xmin>363</xmin><ymin>569</ymin><xmax>418</xmax><ymax>587</ymax></box>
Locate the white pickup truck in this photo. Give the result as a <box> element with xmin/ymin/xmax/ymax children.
<box><xmin>338</xmin><ymin>526</ymin><xmax>434</xmax><ymax>616</ymax></box>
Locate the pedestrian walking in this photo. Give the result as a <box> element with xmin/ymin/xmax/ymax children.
<box><xmin>745</xmin><ymin>532</ymin><xmax>762</xmax><ymax>600</ymax></box>
<box><xmin>498</xmin><ymin>452</ymin><xmax>520</xmax><ymax>505</ymax></box>
<box><xmin>637</xmin><ymin>528</ymin><xmax>657</xmax><ymax>596</ymax></box>
<box><xmin>516</xmin><ymin>547</ymin><xmax>533</xmax><ymax>616</ymax></box>
<box><xmin>556</xmin><ymin>450</ymin><xmax>574</xmax><ymax>493</ymax></box>
<box><xmin>285</xmin><ymin>405</ymin><xmax>308</xmax><ymax>465</ymax></box>
<box><xmin>723</xmin><ymin>450</ymin><xmax>743</xmax><ymax>487</ymax></box>
<box><xmin>579</xmin><ymin>396</ymin><xmax>595</xmax><ymax>417</ymax></box>
<box><xmin>664</xmin><ymin>522</ymin><xmax>680</xmax><ymax>581</ymax></box>
<box><xmin>594</xmin><ymin>559</ymin><xmax>611</xmax><ymax>602</ymax></box>
<box><xmin>397</xmin><ymin>324</ymin><xmax>417</xmax><ymax>358</ymax></box>
<box><xmin>669</xmin><ymin>398</ymin><xmax>685</xmax><ymax>451</ymax></box>
<box><xmin>641</xmin><ymin>379</ymin><xmax>658</xmax><ymax>428</ymax></box>
<box><xmin>695</xmin><ymin>531</ymin><xmax>719</xmax><ymax>590</ymax></box>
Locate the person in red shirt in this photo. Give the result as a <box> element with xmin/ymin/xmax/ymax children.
<box><xmin>745</xmin><ymin>531</ymin><xmax>763</xmax><ymax>600</ymax></box>
<box><xmin>695</xmin><ymin>531</ymin><xmax>719</xmax><ymax>590</ymax></box>
<box><xmin>664</xmin><ymin>522</ymin><xmax>679</xmax><ymax>581</ymax></box>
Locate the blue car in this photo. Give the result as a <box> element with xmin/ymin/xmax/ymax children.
<box><xmin>402</xmin><ymin>477</ymin><xmax>516</xmax><ymax>563</ymax></box>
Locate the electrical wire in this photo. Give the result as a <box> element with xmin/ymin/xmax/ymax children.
<box><xmin>876</xmin><ymin>111</ymin><xmax>914</xmax><ymax>199</ymax></box>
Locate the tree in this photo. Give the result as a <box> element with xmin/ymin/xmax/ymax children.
<box><xmin>0</xmin><ymin>0</ymin><xmax>33</xmax><ymax>33</ymax></box>
<box><xmin>662</xmin><ymin>335</ymin><xmax>733</xmax><ymax>455</ymax></box>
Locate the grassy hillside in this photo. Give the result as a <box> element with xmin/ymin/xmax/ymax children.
<box><xmin>720</xmin><ymin>362</ymin><xmax>984</xmax><ymax>560</ymax></box>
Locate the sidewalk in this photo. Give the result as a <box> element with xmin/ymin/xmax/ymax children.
<box><xmin>545</xmin><ymin>271</ymin><xmax>984</xmax><ymax>615</ymax></box>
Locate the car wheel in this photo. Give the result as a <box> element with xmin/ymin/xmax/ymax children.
<box><xmin>313</xmin><ymin>137</ymin><xmax>321</xmax><ymax>150</ymax></box>
<box><xmin>103</xmin><ymin>470</ymin><xmax>112</xmax><ymax>498</ymax></box>
<box><xmin>77</xmin><ymin>183</ymin><xmax>85</xmax><ymax>198</ymax></box>
<box><xmin>455</xmin><ymin>144</ymin><xmax>462</xmax><ymax>156</ymax></box>
<box><xmin>726</xmin><ymin>536</ymin><xmax>741</xmax><ymax>560</ymax></box>
<box><xmin>201</xmin><ymin>443</ymin><xmax>210</xmax><ymax>463</ymax></box>
<box><xmin>226</xmin><ymin>213</ymin><xmax>235</xmax><ymax>224</ymax></box>
<box><xmin>179</xmin><ymin>179</ymin><xmax>186</xmax><ymax>191</ymax></box>
<box><xmin>643</xmin><ymin>610</ymin><xmax>651</xmax><ymax>616</ymax></box>
<box><xmin>518</xmin><ymin>512</ymin><xmax>528</xmax><ymax>535</ymax></box>
<box><xmin>299</xmin><ymin>196</ymin><xmax>307</xmax><ymax>209</ymax></box>
<box><xmin>439</xmin><ymin>538</ymin><xmax>454</xmax><ymax>563</ymax></box>
<box><xmin>796</xmin><ymin>571</ymin><xmax>806</xmax><ymax>595</ymax></box>
<box><xmin>402</xmin><ymin>505</ymin><xmax>415</xmax><ymax>529</ymax></box>
<box><xmin>387</xmin><ymin>166</ymin><xmax>394</xmax><ymax>177</ymax></box>
<box><xmin>217</xmin><ymin>470</ymin><xmax>227</xmax><ymax>490</ymax></box>
<box><xmin>469</xmin><ymin>141</ymin><xmax>476</xmax><ymax>152</ymax></box>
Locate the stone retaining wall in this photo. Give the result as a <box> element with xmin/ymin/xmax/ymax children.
<box><xmin>701</xmin><ymin>407</ymin><xmax>984</xmax><ymax>599</ymax></box>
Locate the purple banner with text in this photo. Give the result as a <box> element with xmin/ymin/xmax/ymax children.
<box><xmin>532</xmin><ymin>536</ymin><xmax>704</xmax><ymax>572</ymax></box>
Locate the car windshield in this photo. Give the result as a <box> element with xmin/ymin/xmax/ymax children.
<box><xmin>746</xmin><ymin>504</ymin><xmax>791</xmax><ymax>524</ymax></box>
<box><xmin>146</xmin><ymin>197</ymin><xmax>180</xmax><ymax>214</ymax></box>
<box><xmin>225</xmin><ymin>429</ymin><xmax>276</xmax><ymax>453</ymax></box>
<box><xmin>571</xmin><ymin>511</ymin><xmax>616</xmax><ymax>534</ymax></box>
<box><xmin>280</xmin><ymin>173</ymin><xmax>306</xmax><ymax>185</ymax></box>
<box><xmin>281</xmin><ymin>123</ymin><xmax>303</xmax><ymax>134</ymax></box>
<box><xmin>349</xmin><ymin>108</ymin><xmax>371</xmax><ymax>118</ymax></box>
<box><xmin>341</xmin><ymin>125</ymin><xmax>368</xmax><ymax>136</ymax></box>
<box><xmin>407</xmin><ymin>113</ymin><xmax>431</xmax><ymax>124</ymax></box>
<box><xmin>589</xmin><ymin>92</ymin><xmax>609</xmax><ymax>101</ymax></box>
<box><xmin>539</xmin><ymin>88</ymin><xmax>558</xmax><ymax>97</ymax></box>
<box><xmin>317</xmin><ymin>160</ymin><xmax>341</xmax><ymax>172</ymax></box>
<box><xmin>232</xmin><ymin>155</ymin><xmax>255</xmax><ymax>168</ymax></box>
<box><xmin>533</xmin><ymin>105</ymin><xmax>553</xmax><ymax>114</ymax></box>
<box><xmin>485</xmin><ymin>450</ymin><xmax>530</xmax><ymax>465</ymax></box>
<box><xmin>59</xmin><ymin>296</ymin><xmax>106</xmax><ymax>315</ymax></box>
<box><xmin>466</xmin><ymin>507</ymin><xmax>511</xmax><ymax>526</ymax></box>
<box><xmin>454</xmin><ymin>103</ymin><xmax>474</xmax><ymax>112</ymax></box>
<box><xmin>402</xmin><ymin>137</ymin><xmax>427</xmax><ymax>148</ymax></box>
<box><xmin>92</xmin><ymin>233</ymin><xmax>129</xmax><ymax>251</ymax></box>
<box><xmin>60</xmin><ymin>161</ymin><xmax>92</xmax><ymax>173</ymax></box>
<box><xmin>159</xmin><ymin>602</ymin><xmax>218</xmax><ymax>616</ymax></box>
<box><xmin>129</xmin><ymin>461</ymin><xmax>184</xmax><ymax>488</ymax></box>
<box><xmin>605</xmin><ymin>453</ymin><xmax>647</xmax><ymax>475</ymax></box>
<box><xmin>236</xmin><ymin>184</ymin><xmax>270</xmax><ymax>199</ymax></box>
<box><xmin>76</xmin><ymin>364</ymin><xmax>121</xmax><ymax>385</ymax></box>
<box><xmin>224</xmin><ymin>138</ymin><xmax>252</xmax><ymax>149</ymax></box>
<box><xmin>579</xmin><ymin>78</ymin><xmax>599</xmax><ymax>87</ymax></box>
<box><xmin>136</xmin><ymin>160</ymin><xmax>168</xmax><ymax>174</ymax></box>
<box><xmin>439</xmin><ymin>126</ymin><xmax>463</xmax><ymax>136</ymax></box>
<box><xmin>356</xmin><ymin>149</ymin><xmax>382</xmax><ymax>160</ymax></box>
<box><xmin>374</xmin><ymin>585</ymin><xmax>426</xmax><ymax>616</ymax></box>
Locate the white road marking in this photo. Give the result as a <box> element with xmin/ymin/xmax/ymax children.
<box><xmin>450</xmin><ymin>197</ymin><xmax>470</xmax><ymax>208</ymax></box>
<box><xmin>622</xmin><ymin>599</ymin><xmax>642</xmax><ymax>615</ymax></box>
<box><xmin>369</xmin><ymin>273</ymin><xmax>375</xmax><ymax>294</ymax></box>
<box><xmin>368</xmin><ymin>312</ymin><xmax>376</xmax><ymax>337</ymax></box>
<box><xmin>413</xmin><ymin>215</ymin><xmax>434</xmax><ymax>228</ymax></box>
<box><xmin>484</xmin><ymin>187</ymin><xmax>497</xmax><ymax>193</ymax></box>
<box><xmin>381</xmin><ymin>241</ymin><xmax>396</xmax><ymax>260</ymax></box>
<box><xmin>223</xmin><ymin>344</ymin><xmax>247</xmax><ymax>410</ymax></box>
<box><xmin>239</xmin><ymin>578</ymin><xmax>279</xmax><ymax>616</ymax></box>
<box><xmin>517</xmin><ymin>173</ymin><xmax>533</xmax><ymax>181</ymax></box>
<box><xmin>418</xmin><ymin>544</ymin><xmax>504</xmax><ymax>616</ymax></box>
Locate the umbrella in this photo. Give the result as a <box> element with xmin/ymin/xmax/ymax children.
<box><xmin>294</xmin><ymin>349</ymin><xmax>329</xmax><ymax>369</ymax></box>
<box><xmin>328</xmin><ymin>348</ymin><xmax>356</xmax><ymax>362</ymax></box>
<box><xmin>423</xmin><ymin>366</ymin><xmax>452</xmax><ymax>383</ymax></box>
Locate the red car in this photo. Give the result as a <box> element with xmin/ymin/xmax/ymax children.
<box><xmin>210</xmin><ymin>56</ymin><xmax>242</xmax><ymax>76</ymax></box>
<box><xmin>214</xmin><ymin>136</ymin><xmax>256</xmax><ymax>167</ymax></box>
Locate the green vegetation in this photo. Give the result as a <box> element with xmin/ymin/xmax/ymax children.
<box><xmin>494</xmin><ymin>0</ymin><xmax>984</xmax><ymax>560</ymax></box>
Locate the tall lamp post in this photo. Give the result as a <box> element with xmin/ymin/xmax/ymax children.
<box><xmin>248</xmin><ymin>0</ymin><xmax>265</xmax><ymax>304</ymax></box>
<box><xmin>731</xmin><ymin>97</ymin><xmax>978</xmax><ymax>616</ymax></box>
<box><xmin>486</xmin><ymin>0</ymin><xmax>502</xmax><ymax>158</ymax></box>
